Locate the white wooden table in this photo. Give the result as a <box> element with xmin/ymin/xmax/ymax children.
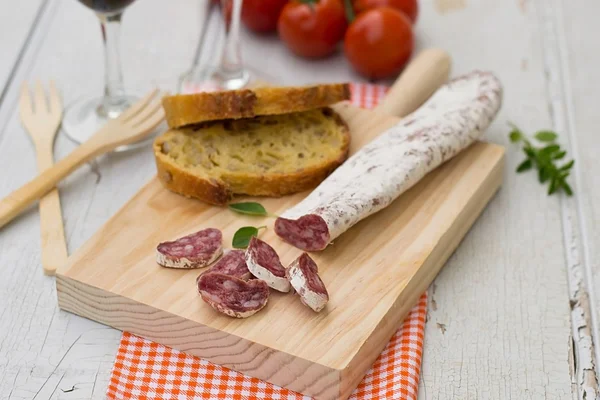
<box><xmin>0</xmin><ymin>0</ymin><xmax>598</xmax><ymax>398</ymax></box>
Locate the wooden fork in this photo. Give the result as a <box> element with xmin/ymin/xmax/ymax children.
<box><xmin>19</xmin><ymin>81</ymin><xmax>67</xmax><ymax>275</ymax></box>
<box><xmin>0</xmin><ymin>89</ymin><xmax>165</xmax><ymax>232</ymax></box>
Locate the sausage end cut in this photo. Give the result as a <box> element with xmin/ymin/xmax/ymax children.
<box><xmin>157</xmin><ymin>228</ymin><xmax>223</xmax><ymax>269</ymax></box>
<box><xmin>245</xmin><ymin>236</ymin><xmax>291</xmax><ymax>292</ymax></box>
<box><xmin>274</xmin><ymin>214</ymin><xmax>330</xmax><ymax>252</ymax></box>
<box><xmin>287</xmin><ymin>253</ymin><xmax>329</xmax><ymax>312</ymax></box>
<box><xmin>197</xmin><ymin>273</ymin><xmax>269</xmax><ymax>318</ymax></box>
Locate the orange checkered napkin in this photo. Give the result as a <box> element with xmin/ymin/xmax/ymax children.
<box><xmin>107</xmin><ymin>83</ymin><xmax>428</xmax><ymax>400</ymax></box>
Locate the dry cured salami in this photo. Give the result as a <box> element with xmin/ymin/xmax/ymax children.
<box><xmin>245</xmin><ymin>237</ymin><xmax>290</xmax><ymax>292</ymax></box>
<box><xmin>199</xmin><ymin>249</ymin><xmax>251</xmax><ymax>281</ymax></box>
<box><xmin>197</xmin><ymin>273</ymin><xmax>269</xmax><ymax>318</ymax></box>
<box><xmin>156</xmin><ymin>228</ymin><xmax>222</xmax><ymax>269</ymax></box>
<box><xmin>275</xmin><ymin>71</ymin><xmax>503</xmax><ymax>251</ymax></box>
<box><xmin>287</xmin><ymin>253</ymin><xmax>329</xmax><ymax>312</ymax></box>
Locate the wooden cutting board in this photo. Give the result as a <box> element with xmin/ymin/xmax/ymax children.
<box><xmin>55</xmin><ymin>50</ymin><xmax>505</xmax><ymax>399</ymax></box>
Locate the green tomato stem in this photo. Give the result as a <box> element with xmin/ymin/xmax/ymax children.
<box><xmin>342</xmin><ymin>0</ymin><xmax>355</xmax><ymax>23</ymax></box>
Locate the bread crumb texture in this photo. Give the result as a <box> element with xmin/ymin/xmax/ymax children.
<box><xmin>154</xmin><ymin>108</ymin><xmax>350</xmax><ymax>205</ymax></box>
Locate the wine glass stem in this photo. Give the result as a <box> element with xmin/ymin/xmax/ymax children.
<box><xmin>98</xmin><ymin>12</ymin><xmax>126</xmax><ymax>118</ymax></box>
<box><xmin>192</xmin><ymin>0</ymin><xmax>220</xmax><ymax>69</ymax></box>
<box><xmin>219</xmin><ymin>0</ymin><xmax>243</xmax><ymax>77</ymax></box>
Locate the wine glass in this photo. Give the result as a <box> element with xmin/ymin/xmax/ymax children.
<box><xmin>214</xmin><ymin>0</ymin><xmax>250</xmax><ymax>89</ymax></box>
<box><xmin>63</xmin><ymin>0</ymin><xmax>145</xmax><ymax>149</ymax></box>
<box><xmin>179</xmin><ymin>0</ymin><xmax>274</xmax><ymax>94</ymax></box>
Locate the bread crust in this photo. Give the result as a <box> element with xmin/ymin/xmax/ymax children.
<box><xmin>162</xmin><ymin>83</ymin><xmax>351</xmax><ymax>129</ymax></box>
<box><xmin>153</xmin><ymin>108</ymin><xmax>350</xmax><ymax>206</ymax></box>
<box><xmin>154</xmin><ymin>153</ymin><xmax>232</xmax><ymax>205</ymax></box>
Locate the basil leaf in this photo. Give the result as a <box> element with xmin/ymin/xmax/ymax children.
<box><xmin>535</xmin><ymin>131</ymin><xmax>558</xmax><ymax>142</ymax></box>
<box><xmin>538</xmin><ymin>166</ymin><xmax>549</xmax><ymax>183</ymax></box>
<box><xmin>562</xmin><ymin>182</ymin><xmax>573</xmax><ymax>196</ymax></box>
<box><xmin>228</xmin><ymin>202</ymin><xmax>268</xmax><ymax>216</ymax></box>
<box><xmin>553</xmin><ymin>150</ymin><xmax>567</xmax><ymax>160</ymax></box>
<box><xmin>509</xmin><ymin>130</ymin><xmax>523</xmax><ymax>143</ymax></box>
<box><xmin>540</xmin><ymin>144</ymin><xmax>560</xmax><ymax>157</ymax></box>
<box><xmin>524</xmin><ymin>147</ymin><xmax>537</xmax><ymax>159</ymax></box>
<box><xmin>232</xmin><ymin>226</ymin><xmax>266</xmax><ymax>249</ymax></box>
<box><xmin>516</xmin><ymin>159</ymin><xmax>533</xmax><ymax>173</ymax></box>
<box><xmin>548</xmin><ymin>177</ymin><xmax>557</xmax><ymax>195</ymax></box>
<box><xmin>560</xmin><ymin>160</ymin><xmax>574</xmax><ymax>171</ymax></box>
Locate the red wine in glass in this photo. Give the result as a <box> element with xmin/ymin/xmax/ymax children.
<box><xmin>77</xmin><ymin>0</ymin><xmax>135</xmax><ymax>13</ymax></box>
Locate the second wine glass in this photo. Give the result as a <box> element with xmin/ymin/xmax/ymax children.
<box><xmin>179</xmin><ymin>0</ymin><xmax>273</xmax><ymax>93</ymax></box>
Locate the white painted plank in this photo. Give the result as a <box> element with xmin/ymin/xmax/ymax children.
<box><xmin>545</xmin><ymin>0</ymin><xmax>600</xmax><ymax>396</ymax></box>
<box><xmin>0</xmin><ymin>1</ymin><xmax>202</xmax><ymax>398</ymax></box>
<box><xmin>0</xmin><ymin>0</ymin><xmax>45</xmax><ymax>100</ymax></box>
<box><xmin>414</xmin><ymin>1</ymin><xmax>574</xmax><ymax>399</ymax></box>
<box><xmin>0</xmin><ymin>0</ymin><xmax>581</xmax><ymax>399</ymax></box>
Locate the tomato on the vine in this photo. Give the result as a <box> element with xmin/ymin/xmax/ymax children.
<box><xmin>354</xmin><ymin>0</ymin><xmax>418</xmax><ymax>23</ymax></box>
<box><xmin>277</xmin><ymin>0</ymin><xmax>348</xmax><ymax>59</ymax></box>
<box><xmin>242</xmin><ymin>0</ymin><xmax>288</xmax><ymax>33</ymax></box>
<box><xmin>344</xmin><ymin>7</ymin><xmax>414</xmax><ymax>79</ymax></box>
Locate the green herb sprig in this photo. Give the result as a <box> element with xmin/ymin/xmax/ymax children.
<box><xmin>509</xmin><ymin>124</ymin><xmax>574</xmax><ymax>196</ymax></box>
<box><xmin>228</xmin><ymin>201</ymin><xmax>279</xmax><ymax>218</ymax></box>
<box><xmin>232</xmin><ymin>226</ymin><xmax>266</xmax><ymax>249</ymax></box>
<box><xmin>298</xmin><ymin>0</ymin><xmax>355</xmax><ymax>22</ymax></box>
<box><xmin>228</xmin><ymin>202</ymin><xmax>268</xmax><ymax>216</ymax></box>
<box><xmin>342</xmin><ymin>0</ymin><xmax>355</xmax><ymax>22</ymax></box>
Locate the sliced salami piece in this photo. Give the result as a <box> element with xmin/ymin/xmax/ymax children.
<box><xmin>197</xmin><ymin>273</ymin><xmax>269</xmax><ymax>318</ymax></box>
<box><xmin>287</xmin><ymin>253</ymin><xmax>329</xmax><ymax>312</ymax></box>
<box><xmin>275</xmin><ymin>71</ymin><xmax>503</xmax><ymax>251</ymax></box>
<box><xmin>198</xmin><ymin>250</ymin><xmax>251</xmax><ymax>281</ymax></box>
<box><xmin>244</xmin><ymin>236</ymin><xmax>291</xmax><ymax>292</ymax></box>
<box><xmin>157</xmin><ymin>228</ymin><xmax>222</xmax><ymax>269</ymax></box>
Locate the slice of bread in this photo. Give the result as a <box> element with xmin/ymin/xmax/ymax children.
<box><xmin>162</xmin><ymin>83</ymin><xmax>350</xmax><ymax>128</ymax></box>
<box><xmin>154</xmin><ymin>108</ymin><xmax>350</xmax><ymax>205</ymax></box>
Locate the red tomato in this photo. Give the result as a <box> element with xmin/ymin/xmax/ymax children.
<box><xmin>344</xmin><ymin>7</ymin><xmax>414</xmax><ymax>79</ymax></box>
<box><xmin>354</xmin><ymin>0</ymin><xmax>418</xmax><ymax>23</ymax></box>
<box><xmin>242</xmin><ymin>0</ymin><xmax>288</xmax><ymax>33</ymax></box>
<box><xmin>278</xmin><ymin>0</ymin><xmax>348</xmax><ymax>59</ymax></box>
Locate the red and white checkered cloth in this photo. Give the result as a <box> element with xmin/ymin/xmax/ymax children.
<box><xmin>107</xmin><ymin>83</ymin><xmax>428</xmax><ymax>400</ymax></box>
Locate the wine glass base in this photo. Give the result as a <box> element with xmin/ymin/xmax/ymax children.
<box><xmin>62</xmin><ymin>94</ymin><xmax>155</xmax><ymax>152</ymax></box>
<box><xmin>213</xmin><ymin>69</ymin><xmax>250</xmax><ymax>91</ymax></box>
<box><xmin>178</xmin><ymin>65</ymin><xmax>275</xmax><ymax>94</ymax></box>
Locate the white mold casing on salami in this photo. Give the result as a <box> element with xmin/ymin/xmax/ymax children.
<box><xmin>156</xmin><ymin>249</ymin><xmax>222</xmax><ymax>269</ymax></box>
<box><xmin>156</xmin><ymin>228</ymin><xmax>223</xmax><ymax>269</ymax></box>
<box><xmin>275</xmin><ymin>71</ymin><xmax>503</xmax><ymax>251</ymax></box>
<box><xmin>287</xmin><ymin>253</ymin><xmax>329</xmax><ymax>312</ymax></box>
<box><xmin>197</xmin><ymin>273</ymin><xmax>270</xmax><ymax>318</ymax></box>
<box><xmin>245</xmin><ymin>236</ymin><xmax>291</xmax><ymax>292</ymax></box>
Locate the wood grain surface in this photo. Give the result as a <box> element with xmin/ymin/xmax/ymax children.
<box><xmin>1</xmin><ymin>0</ymin><xmax>598</xmax><ymax>398</ymax></box>
<box><xmin>55</xmin><ymin>98</ymin><xmax>504</xmax><ymax>399</ymax></box>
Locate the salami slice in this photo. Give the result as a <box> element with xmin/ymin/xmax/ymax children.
<box><xmin>244</xmin><ymin>236</ymin><xmax>290</xmax><ymax>292</ymax></box>
<box><xmin>198</xmin><ymin>249</ymin><xmax>251</xmax><ymax>281</ymax></box>
<box><xmin>197</xmin><ymin>273</ymin><xmax>269</xmax><ymax>318</ymax></box>
<box><xmin>275</xmin><ymin>71</ymin><xmax>503</xmax><ymax>251</ymax></box>
<box><xmin>287</xmin><ymin>253</ymin><xmax>329</xmax><ymax>312</ymax></box>
<box><xmin>156</xmin><ymin>228</ymin><xmax>222</xmax><ymax>269</ymax></box>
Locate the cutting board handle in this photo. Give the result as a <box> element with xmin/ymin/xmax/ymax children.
<box><xmin>375</xmin><ymin>48</ymin><xmax>452</xmax><ymax>118</ymax></box>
